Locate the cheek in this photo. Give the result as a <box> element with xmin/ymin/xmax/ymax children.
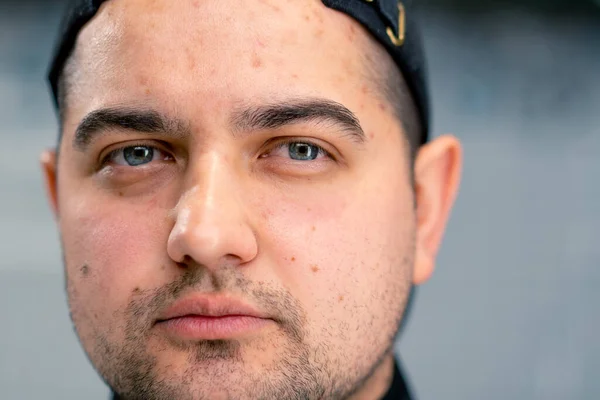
<box><xmin>60</xmin><ymin>192</ymin><xmax>173</xmax><ymax>321</ymax></box>
<box><xmin>258</xmin><ymin>173</ymin><xmax>414</xmax><ymax>331</ymax></box>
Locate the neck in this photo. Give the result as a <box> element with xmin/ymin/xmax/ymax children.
<box><xmin>347</xmin><ymin>352</ymin><xmax>396</xmax><ymax>400</ymax></box>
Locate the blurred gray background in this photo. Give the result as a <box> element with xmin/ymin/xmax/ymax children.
<box><xmin>1</xmin><ymin>0</ymin><xmax>598</xmax><ymax>399</ymax></box>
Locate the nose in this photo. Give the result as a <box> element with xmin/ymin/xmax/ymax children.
<box><xmin>167</xmin><ymin>153</ymin><xmax>258</xmax><ymax>270</ymax></box>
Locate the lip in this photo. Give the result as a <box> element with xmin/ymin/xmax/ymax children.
<box><xmin>155</xmin><ymin>294</ymin><xmax>273</xmax><ymax>340</ymax></box>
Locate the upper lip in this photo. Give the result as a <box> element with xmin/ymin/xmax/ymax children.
<box><xmin>156</xmin><ymin>294</ymin><xmax>269</xmax><ymax>322</ymax></box>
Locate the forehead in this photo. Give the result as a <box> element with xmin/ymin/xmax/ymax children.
<box><xmin>68</xmin><ymin>0</ymin><xmax>377</xmax><ymax>118</ymax></box>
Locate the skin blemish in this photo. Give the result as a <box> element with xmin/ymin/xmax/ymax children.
<box><xmin>361</xmin><ymin>84</ymin><xmax>368</xmax><ymax>94</ymax></box>
<box><xmin>187</xmin><ymin>50</ymin><xmax>197</xmax><ymax>70</ymax></box>
<box><xmin>378</xmin><ymin>102</ymin><xmax>386</xmax><ymax>111</ymax></box>
<box><xmin>133</xmin><ymin>287</ymin><xmax>141</xmax><ymax>294</ymax></box>
<box><xmin>291</xmin><ymin>257</ymin><xmax>296</xmax><ymax>262</ymax></box>
<box><xmin>369</xmin><ymin>131</ymin><xmax>375</xmax><ymax>139</ymax></box>
<box><xmin>258</xmin><ymin>0</ymin><xmax>281</xmax><ymax>13</ymax></box>
<box><xmin>338</xmin><ymin>295</ymin><xmax>344</xmax><ymax>302</ymax></box>
<box><xmin>80</xmin><ymin>264</ymin><xmax>89</xmax><ymax>276</ymax></box>
<box><xmin>311</xmin><ymin>226</ymin><xmax>316</xmax><ymax>232</ymax></box>
<box><xmin>291</xmin><ymin>73</ymin><xmax>299</xmax><ymax>79</ymax></box>
<box><xmin>118</xmin><ymin>191</ymin><xmax>124</xmax><ymax>197</ymax></box>
<box><xmin>251</xmin><ymin>55</ymin><xmax>263</xmax><ymax>68</ymax></box>
<box><xmin>311</xmin><ymin>265</ymin><xmax>320</xmax><ymax>273</ymax></box>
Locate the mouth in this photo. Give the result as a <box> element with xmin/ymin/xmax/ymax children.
<box><xmin>154</xmin><ymin>294</ymin><xmax>274</xmax><ymax>340</ymax></box>
<box><xmin>156</xmin><ymin>315</ymin><xmax>272</xmax><ymax>340</ymax></box>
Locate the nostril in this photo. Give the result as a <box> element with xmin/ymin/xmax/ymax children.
<box><xmin>177</xmin><ymin>255</ymin><xmax>194</xmax><ymax>268</ymax></box>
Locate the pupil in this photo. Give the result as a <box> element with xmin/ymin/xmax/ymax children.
<box><xmin>134</xmin><ymin>148</ymin><xmax>147</xmax><ymax>157</ymax></box>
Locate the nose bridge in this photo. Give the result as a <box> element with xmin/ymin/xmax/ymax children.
<box><xmin>184</xmin><ymin>152</ymin><xmax>234</xmax><ymax>220</ymax></box>
<box><xmin>167</xmin><ymin>151</ymin><xmax>257</xmax><ymax>267</ymax></box>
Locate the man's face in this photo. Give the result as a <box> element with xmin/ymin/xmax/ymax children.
<box><xmin>42</xmin><ymin>0</ymin><xmax>460</xmax><ymax>399</ymax></box>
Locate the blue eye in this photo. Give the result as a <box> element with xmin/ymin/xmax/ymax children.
<box><xmin>123</xmin><ymin>146</ymin><xmax>154</xmax><ymax>166</ymax></box>
<box><xmin>106</xmin><ymin>145</ymin><xmax>169</xmax><ymax>167</ymax></box>
<box><xmin>287</xmin><ymin>142</ymin><xmax>321</xmax><ymax>161</ymax></box>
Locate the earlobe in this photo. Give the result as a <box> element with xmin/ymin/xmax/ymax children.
<box><xmin>412</xmin><ymin>135</ymin><xmax>462</xmax><ymax>285</ymax></box>
<box><xmin>41</xmin><ymin>150</ymin><xmax>60</xmax><ymax>218</ymax></box>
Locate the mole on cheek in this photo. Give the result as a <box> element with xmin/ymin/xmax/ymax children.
<box><xmin>291</xmin><ymin>257</ymin><xmax>296</xmax><ymax>262</ymax></box>
<box><xmin>133</xmin><ymin>287</ymin><xmax>141</xmax><ymax>294</ymax></box>
<box><xmin>311</xmin><ymin>264</ymin><xmax>319</xmax><ymax>273</ymax></box>
<box><xmin>80</xmin><ymin>264</ymin><xmax>90</xmax><ymax>277</ymax></box>
<box><xmin>338</xmin><ymin>295</ymin><xmax>344</xmax><ymax>302</ymax></box>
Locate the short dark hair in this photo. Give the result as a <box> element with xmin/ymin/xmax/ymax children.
<box><xmin>56</xmin><ymin>53</ymin><xmax>75</xmax><ymax>142</ymax></box>
<box><xmin>361</xmin><ymin>36</ymin><xmax>422</xmax><ymax>163</ymax></box>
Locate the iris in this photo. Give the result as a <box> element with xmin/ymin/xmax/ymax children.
<box><xmin>288</xmin><ymin>142</ymin><xmax>319</xmax><ymax>161</ymax></box>
<box><xmin>123</xmin><ymin>146</ymin><xmax>154</xmax><ymax>166</ymax></box>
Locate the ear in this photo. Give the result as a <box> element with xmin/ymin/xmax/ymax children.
<box><xmin>412</xmin><ymin>135</ymin><xmax>462</xmax><ymax>285</ymax></box>
<box><xmin>41</xmin><ymin>150</ymin><xmax>60</xmax><ymax>218</ymax></box>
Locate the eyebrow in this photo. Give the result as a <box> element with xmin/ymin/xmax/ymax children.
<box><xmin>73</xmin><ymin>107</ymin><xmax>189</xmax><ymax>151</ymax></box>
<box><xmin>73</xmin><ymin>98</ymin><xmax>366</xmax><ymax>151</ymax></box>
<box><xmin>231</xmin><ymin>98</ymin><xmax>366</xmax><ymax>143</ymax></box>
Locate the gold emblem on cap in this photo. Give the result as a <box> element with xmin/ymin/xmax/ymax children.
<box><xmin>386</xmin><ymin>2</ymin><xmax>406</xmax><ymax>46</ymax></box>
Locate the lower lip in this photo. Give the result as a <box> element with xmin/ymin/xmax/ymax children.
<box><xmin>156</xmin><ymin>315</ymin><xmax>272</xmax><ymax>340</ymax></box>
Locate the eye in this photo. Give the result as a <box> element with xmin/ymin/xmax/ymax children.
<box><xmin>267</xmin><ymin>140</ymin><xmax>328</xmax><ymax>161</ymax></box>
<box><xmin>105</xmin><ymin>145</ymin><xmax>171</xmax><ymax>167</ymax></box>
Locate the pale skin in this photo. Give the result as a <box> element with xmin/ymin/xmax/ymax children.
<box><xmin>41</xmin><ymin>0</ymin><xmax>461</xmax><ymax>399</ymax></box>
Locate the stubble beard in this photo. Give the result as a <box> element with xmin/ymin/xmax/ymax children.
<box><xmin>64</xmin><ymin>258</ymin><xmax>411</xmax><ymax>400</ymax></box>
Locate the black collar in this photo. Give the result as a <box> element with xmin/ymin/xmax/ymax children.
<box><xmin>112</xmin><ymin>359</ymin><xmax>413</xmax><ymax>400</ymax></box>
<box><xmin>381</xmin><ymin>359</ymin><xmax>413</xmax><ymax>400</ymax></box>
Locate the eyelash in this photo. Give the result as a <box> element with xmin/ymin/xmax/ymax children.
<box><xmin>98</xmin><ymin>138</ymin><xmax>332</xmax><ymax>168</ymax></box>
<box><xmin>99</xmin><ymin>141</ymin><xmax>172</xmax><ymax>166</ymax></box>
<box><xmin>264</xmin><ymin>138</ymin><xmax>332</xmax><ymax>160</ymax></box>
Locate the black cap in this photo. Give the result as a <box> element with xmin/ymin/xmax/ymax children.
<box><xmin>48</xmin><ymin>0</ymin><xmax>430</xmax><ymax>143</ymax></box>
